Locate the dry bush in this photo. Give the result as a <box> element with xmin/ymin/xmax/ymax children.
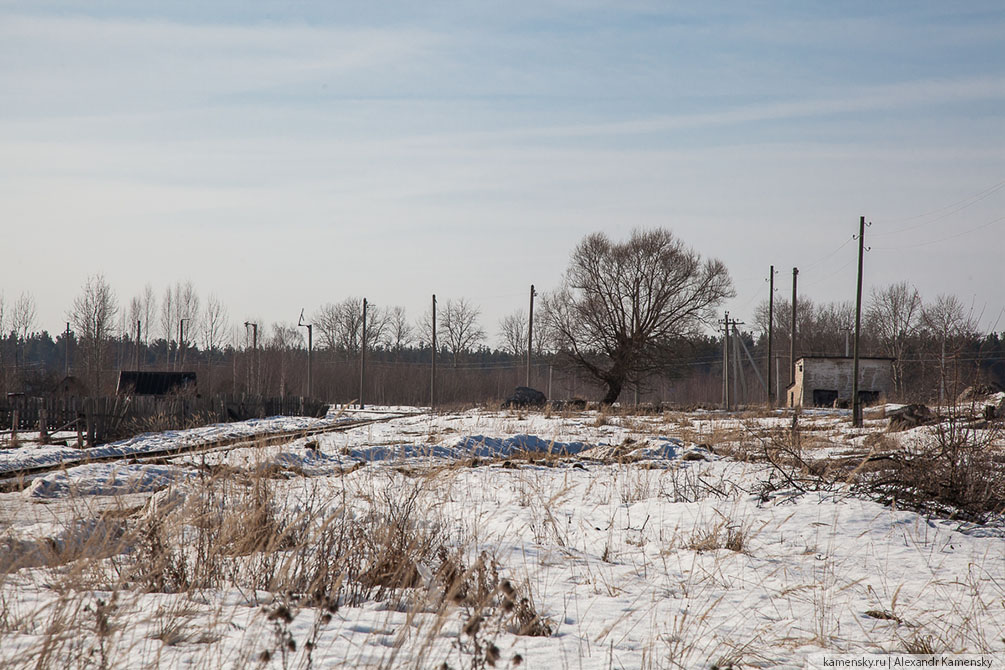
<box><xmin>0</xmin><ymin>460</ymin><xmax>554</xmax><ymax>669</ymax></box>
<box><xmin>686</xmin><ymin>521</ymin><xmax>751</xmax><ymax>554</ymax></box>
<box><xmin>115</xmin><ymin>411</ymin><xmax>217</xmax><ymax>440</ymax></box>
<box><xmin>856</xmin><ymin>413</ymin><xmax>1005</xmax><ymax>522</ymax></box>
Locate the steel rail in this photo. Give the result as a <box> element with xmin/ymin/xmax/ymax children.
<box><xmin>0</xmin><ymin>411</ymin><xmax>422</xmax><ymax>493</ymax></box>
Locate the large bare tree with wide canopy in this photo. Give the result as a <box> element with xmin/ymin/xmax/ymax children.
<box><xmin>543</xmin><ymin>228</ymin><xmax>733</xmax><ymax>404</ymax></box>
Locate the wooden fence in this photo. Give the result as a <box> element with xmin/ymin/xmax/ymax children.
<box><xmin>0</xmin><ymin>394</ymin><xmax>328</xmax><ymax>447</ymax></box>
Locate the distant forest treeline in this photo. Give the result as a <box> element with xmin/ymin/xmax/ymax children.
<box><xmin>1</xmin><ymin>279</ymin><xmax>1003</xmax><ymax>406</ymax></box>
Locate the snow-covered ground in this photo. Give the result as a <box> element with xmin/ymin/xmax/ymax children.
<box><xmin>1</xmin><ymin>406</ymin><xmax>1002</xmax><ymax>669</ymax></box>
<box><xmin>0</xmin><ymin>405</ymin><xmax>414</xmax><ymax>474</ymax></box>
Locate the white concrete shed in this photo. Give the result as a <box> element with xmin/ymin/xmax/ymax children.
<box><xmin>786</xmin><ymin>356</ymin><xmax>894</xmax><ymax>408</ymax></box>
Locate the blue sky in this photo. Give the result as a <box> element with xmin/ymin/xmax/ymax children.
<box><xmin>2</xmin><ymin>1</ymin><xmax>1004</xmax><ymax>343</ymax></box>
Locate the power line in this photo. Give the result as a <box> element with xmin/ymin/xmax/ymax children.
<box><xmin>877</xmin><ymin>178</ymin><xmax>1005</xmax><ymax>233</ymax></box>
<box><xmin>873</xmin><ymin>215</ymin><xmax>1005</xmax><ymax>250</ymax></box>
<box><xmin>804</xmin><ymin>256</ymin><xmax>857</xmax><ymax>287</ymax></box>
<box><xmin>800</xmin><ymin>235</ymin><xmax>854</xmax><ymax>272</ymax></box>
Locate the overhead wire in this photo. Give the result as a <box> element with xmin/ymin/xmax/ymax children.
<box><xmin>872</xmin><ymin>215</ymin><xmax>1005</xmax><ymax>250</ymax></box>
<box><xmin>875</xmin><ymin>178</ymin><xmax>1005</xmax><ymax>235</ymax></box>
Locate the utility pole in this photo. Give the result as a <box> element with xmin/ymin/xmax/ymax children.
<box><xmin>65</xmin><ymin>322</ymin><xmax>71</xmax><ymax>377</ymax></box>
<box><xmin>360</xmin><ymin>298</ymin><xmax>367</xmax><ymax>409</ymax></box>
<box><xmin>767</xmin><ymin>265</ymin><xmax>775</xmax><ymax>407</ymax></box>
<box><xmin>852</xmin><ymin>216</ymin><xmax>868</xmax><ymax>427</ymax></box>
<box><xmin>526</xmin><ymin>284</ymin><xmax>536</xmax><ymax>388</ymax></box>
<box><xmin>790</xmin><ymin>267</ymin><xmax>799</xmax><ymax>388</ymax></box>
<box><xmin>430</xmin><ymin>295</ymin><xmax>437</xmax><ymax>410</ymax></box>
<box><xmin>298</xmin><ymin>309</ymin><xmax>312</xmax><ymax>399</ymax></box>
<box><xmin>179</xmin><ymin>318</ymin><xmax>189</xmax><ymax>370</ymax></box>
<box><xmin>718</xmin><ymin>312</ymin><xmax>743</xmax><ymax>410</ymax></box>
<box><xmin>135</xmin><ymin>320</ymin><xmax>141</xmax><ymax>371</ymax></box>
<box><xmin>244</xmin><ymin>321</ymin><xmax>258</xmax><ymax>395</ymax></box>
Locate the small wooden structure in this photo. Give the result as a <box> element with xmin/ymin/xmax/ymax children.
<box><xmin>53</xmin><ymin>375</ymin><xmax>90</xmax><ymax>398</ymax></box>
<box><xmin>116</xmin><ymin>371</ymin><xmax>197</xmax><ymax>396</ymax></box>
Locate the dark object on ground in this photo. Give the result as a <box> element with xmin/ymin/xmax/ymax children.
<box><xmin>887</xmin><ymin>404</ymin><xmax>935</xmax><ymax>432</ymax></box>
<box><xmin>549</xmin><ymin>398</ymin><xmax>587</xmax><ymax>411</ymax></box>
<box><xmin>503</xmin><ymin>387</ymin><xmax>547</xmax><ymax>408</ymax></box>
<box><xmin>956</xmin><ymin>382</ymin><xmax>1005</xmax><ymax>404</ymax></box>
<box><xmin>117</xmin><ymin>371</ymin><xmax>197</xmax><ymax>396</ymax></box>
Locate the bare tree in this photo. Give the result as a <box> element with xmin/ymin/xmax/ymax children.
<box><xmin>160</xmin><ymin>285</ymin><xmax>176</xmax><ymax>365</ymax></box>
<box><xmin>69</xmin><ymin>274</ymin><xmax>118</xmax><ymax>392</ymax></box>
<box><xmin>866</xmin><ymin>281</ymin><xmax>922</xmax><ymax>397</ymax></box>
<box><xmin>128</xmin><ymin>296</ymin><xmax>142</xmax><ymax>333</ymax></box>
<box><xmin>314</xmin><ymin>297</ymin><xmax>387</xmax><ymax>359</ymax></box>
<box><xmin>441</xmin><ymin>298</ymin><xmax>486</xmax><ymax>367</ymax></box>
<box><xmin>388</xmin><ymin>306</ymin><xmax>414</xmax><ymax>358</ymax></box>
<box><xmin>177</xmin><ymin>281</ymin><xmax>200</xmax><ymax>367</ymax></box>
<box><xmin>0</xmin><ymin>291</ymin><xmax>6</xmax><ymax>390</ymax></box>
<box><xmin>10</xmin><ymin>291</ymin><xmax>37</xmax><ymax>377</ymax></box>
<box><xmin>203</xmin><ymin>294</ymin><xmax>230</xmax><ymax>354</ymax></box>
<box><xmin>12</xmin><ymin>292</ymin><xmax>36</xmax><ymax>341</ymax></box>
<box><xmin>498</xmin><ymin>310</ymin><xmax>527</xmax><ymax>357</ymax></box>
<box><xmin>266</xmin><ymin>322</ymin><xmax>303</xmax><ymax>397</ymax></box>
<box><xmin>314</xmin><ymin>302</ymin><xmax>341</xmax><ymax>356</ymax></box>
<box><xmin>200</xmin><ymin>294</ymin><xmax>230</xmax><ymax>394</ymax></box>
<box><xmin>922</xmin><ymin>294</ymin><xmax>979</xmax><ymax>403</ymax></box>
<box><xmin>141</xmin><ymin>283</ymin><xmax>156</xmax><ymax>346</ymax></box>
<box><xmin>754</xmin><ymin>297</ymin><xmax>855</xmax><ymax>357</ymax></box>
<box><xmin>178</xmin><ymin>281</ymin><xmax>201</xmax><ymax>341</ymax></box>
<box><xmin>543</xmin><ymin>228</ymin><xmax>733</xmax><ymax>404</ymax></box>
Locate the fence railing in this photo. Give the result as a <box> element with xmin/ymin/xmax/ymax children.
<box><xmin>0</xmin><ymin>394</ymin><xmax>328</xmax><ymax>447</ymax></box>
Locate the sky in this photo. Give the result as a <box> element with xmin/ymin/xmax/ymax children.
<box><xmin>2</xmin><ymin>1</ymin><xmax>1004</xmax><ymax>347</ymax></box>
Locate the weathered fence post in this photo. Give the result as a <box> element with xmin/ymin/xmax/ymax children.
<box><xmin>85</xmin><ymin>398</ymin><xmax>95</xmax><ymax>448</ymax></box>
<box><xmin>39</xmin><ymin>408</ymin><xmax>49</xmax><ymax>444</ymax></box>
<box><xmin>10</xmin><ymin>410</ymin><xmax>18</xmax><ymax>446</ymax></box>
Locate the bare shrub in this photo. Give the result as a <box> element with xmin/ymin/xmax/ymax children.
<box><xmin>857</xmin><ymin>412</ymin><xmax>1005</xmax><ymax>522</ymax></box>
<box><xmin>686</xmin><ymin>521</ymin><xmax>750</xmax><ymax>554</ymax></box>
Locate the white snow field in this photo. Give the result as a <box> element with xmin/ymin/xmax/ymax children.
<box><xmin>0</xmin><ymin>406</ymin><xmax>1002</xmax><ymax>669</ymax></box>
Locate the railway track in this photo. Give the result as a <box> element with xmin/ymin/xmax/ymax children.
<box><xmin>0</xmin><ymin>410</ymin><xmax>423</xmax><ymax>493</ymax></box>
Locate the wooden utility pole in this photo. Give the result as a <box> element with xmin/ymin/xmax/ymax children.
<box><xmin>65</xmin><ymin>322</ymin><xmax>71</xmax><ymax>377</ymax></box>
<box><xmin>719</xmin><ymin>312</ymin><xmax>743</xmax><ymax>410</ymax></box>
<box><xmin>721</xmin><ymin>312</ymin><xmax>729</xmax><ymax>408</ymax></box>
<box><xmin>360</xmin><ymin>298</ymin><xmax>367</xmax><ymax>410</ymax></box>
<box><xmin>790</xmin><ymin>267</ymin><xmax>799</xmax><ymax>388</ymax></box>
<box><xmin>244</xmin><ymin>322</ymin><xmax>258</xmax><ymax>395</ymax></box>
<box><xmin>852</xmin><ymin>216</ymin><xmax>867</xmax><ymax>427</ymax></box>
<box><xmin>299</xmin><ymin>309</ymin><xmax>312</xmax><ymax>399</ymax></box>
<box><xmin>430</xmin><ymin>294</ymin><xmax>437</xmax><ymax>410</ymax></box>
<box><xmin>732</xmin><ymin>324</ymin><xmax>746</xmax><ymax>403</ymax></box>
<box><xmin>135</xmin><ymin>320</ymin><xmax>141</xmax><ymax>371</ymax></box>
<box><xmin>526</xmin><ymin>284</ymin><xmax>536</xmax><ymax>387</ymax></box>
<box><xmin>767</xmin><ymin>266</ymin><xmax>775</xmax><ymax>407</ymax></box>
